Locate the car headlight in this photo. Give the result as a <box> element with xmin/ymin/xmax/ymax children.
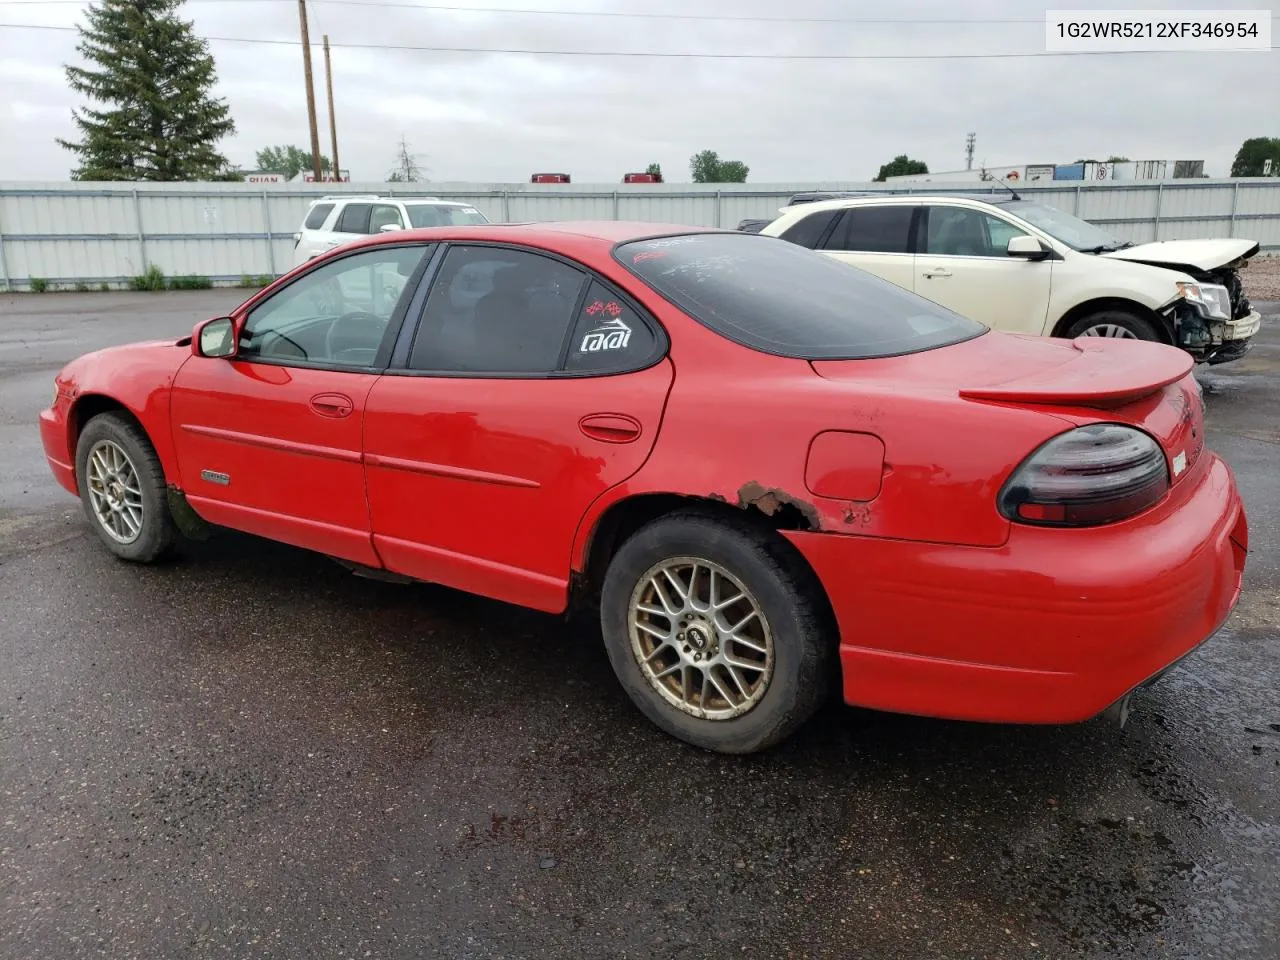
<box><xmin>1176</xmin><ymin>281</ymin><xmax>1231</xmax><ymax>321</ymax></box>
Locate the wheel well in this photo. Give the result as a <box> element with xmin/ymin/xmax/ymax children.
<box><xmin>574</xmin><ymin>493</ymin><xmax>821</xmax><ymax>609</ymax></box>
<box><xmin>69</xmin><ymin>395</ymin><xmax>145</xmax><ymax>457</ymax></box>
<box><xmin>1050</xmin><ymin>298</ymin><xmax>1172</xmax><ymax>343</ymax></box>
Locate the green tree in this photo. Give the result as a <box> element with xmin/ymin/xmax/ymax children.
<box><xmin>873</xmin><ymin>155</ymin><xmax>928</xmax><ymax>181</ymax></box>
<box><xmin>255</xmin><ymin>145</ymin><xmax>331</xmax><ymax>181</ymax></box>
<box><xmin>59</xmin><ymin>0</ymin><xmax>236</xmax><ymax>181</ymax></box>
<box><xmin>645</xmin><ymin>162</ymin><xmax>662</xmax><ymax>178</ymax></box>
<box><xmin>1106</xmin><ymin>155</ymin><xmax>1130</xmax><ymax>163</ymax></box>
<box><xmin>690</xmin><ymin>149</ymin><xmax>749</xmax><ymax>183</ymax></box>
<box><xmin>1230</xmin><ymin>137</ymin><xmax>1280</xmax><ymax>176</ymax></box>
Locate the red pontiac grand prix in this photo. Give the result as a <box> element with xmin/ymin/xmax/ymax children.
<box><xmin>39</xmin><ymin>222</ymin><xmax>1248</xmax><ymax>753</ymax></box>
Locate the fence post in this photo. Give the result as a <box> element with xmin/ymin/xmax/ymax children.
<box><xmin>1153</xmin><ymin>182</ymin><xmax>1164</xmax><ymax>241</ymax></box>
<box><xmin>1227</xmin><ymin>180</ymin><xmax>1240</xmax><ymax>238</ymax></box>
<box><xmin>132</xmin><ymin>188</ymin><xmax>147</xmax><ymax>271</ymax></box>
<box><xmin>0</xmin><ymin>203</ymin><xmax>10</xmax><ymax>292</ymax></box>
<box><xmin>1073</xmin><ymin>184</ymin><xmax>1082</xmax><ymax>215</ymax></box>
<box><xmin>714</xmin><ymin>189</ymin><xmax>721</xmax><ymax>228</ymax></box>
<box><xmin>261</xmin><ymin>189</ymin><xmax>277</xmax><ymax>277</ymax></box>
<box><xmin>501</xmin><ymin>189</ymin><xmax>510</xmax><ymax>222</ymax></box>
<box><xmin>612</xmin><ymin>190</ymin><xmax>619</xmax><ymax>220</ymax></box>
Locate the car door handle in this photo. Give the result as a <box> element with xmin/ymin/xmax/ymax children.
<box><xmin>310</xmin><ymin>393</ymin><xmax>354</xmax><ymax>418</ymax></box>
<box><xmin>922</xmin><ymin>267</ymin><xmax>953</xmax><ymax>279</ymax></box>
<box><xmin>579</xmin><ymin>414</ymin><xmax>642</xmax><ymax>444</ymax></box>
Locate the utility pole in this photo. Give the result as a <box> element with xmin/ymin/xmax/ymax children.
<box><xmin>323</xmin><ymin>34</ymin><xmax>340</xmax><ymax>182</ymax></box>
<box><xmin>297</xmin><ymin>0</ymin><xmax>323</xmax><ymax>182</ymax></box>
<box><xmin>965</xmin><ymin>132</ymin><xmax>976</xmax><ymax>171</ymax></box>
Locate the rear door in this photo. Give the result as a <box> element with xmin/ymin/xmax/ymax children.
<box><xmin>817</xmin><ymin>204</ymin><xmax>920</xmax><ymax>292</ymax></box>
<box><xmin>363</xmin><ymin>243</ymin><xmax>673</xmax><ymax>612</ymax></box>
<box><xmin>915</xmin><ymin>203</ymin><xmax>1053</xmax><ymax>334</ymax></box>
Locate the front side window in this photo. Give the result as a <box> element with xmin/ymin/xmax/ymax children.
<box><xmin>925</xmin><ymin>206</ymin><xmax>1029</xmax><ymax>257</ymax></box>
<box><xmin>618</xmin><ymin>232</ymin><xmax>984</xmax><ymax>360</ymax></box>
<box><xmin>822</xmin><ymin>206</ymin><xmax>915</xmax><ymax>254</ymax></box>
<box><xmin>303</xmin><ymin>203</ymin><xmax>334</xmax><ymax>230</ymax></box>
<box><xmin>404</xmin><ymin>204</ymin><xmax>491</xmax><ymax>228</ymax></box>
<box><xmin>336</xmin><ymin>202</ymin><xmax>372</xmax><ymax>234</ymax></box>
<box><xmin>409</xmin><ymin>246</ymin><xmax>588</xmax><ymax>374</ymax></box>
<box><xmin>368</xmin><ymin>204</ymin><xmax>404</xmax><ymax>232</ymax></box>
<box><xmin>239</xmin><ymin>245</ymin><xmax>429</xmax><ymax>368</ymax></box>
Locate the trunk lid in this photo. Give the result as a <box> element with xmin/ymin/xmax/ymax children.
<box><xmin>1102</xmin><ymin>238</ymin><xmax>1259</xmax><ymax>272</ymax></box>
<box><xmin>811</xmin><ymin>331</ymin><xmax>1205</xmax><ymax>484</ymax></box>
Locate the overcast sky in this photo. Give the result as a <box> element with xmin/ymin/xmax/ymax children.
<box><xmin>0</xmin><ymin>0</ymin><xmax>1276</xmax><ymax>183</ymax></box>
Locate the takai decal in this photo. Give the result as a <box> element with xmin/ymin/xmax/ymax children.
<box><xmin>579</xmin><ymin>315</ymin><xmax>632</xmax><ymax>353</ymax></box>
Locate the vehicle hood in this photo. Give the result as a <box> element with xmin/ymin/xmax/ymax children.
<box><xmin>59</xmin><ymin>338</ymin><xmax>190</xmax><ymax>388</ymax></box>
<box><xmin>1100</xmin><ymin>238</ymin><xmax>1259</xmax><ymax>272</ymax></box>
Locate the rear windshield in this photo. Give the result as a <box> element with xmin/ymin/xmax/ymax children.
<box><xmin>405</xmin><ymin>204</ymin><xmax>490</xmax><ymax>228</ymax></box>
<box><xmin>616</xmin><ymin>233</ymin><xmax>985</xmax><ymax>359</ymax></box>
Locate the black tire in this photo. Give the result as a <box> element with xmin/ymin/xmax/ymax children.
<box><xmin>75</xmin><ymin>412</ymin><xmax>176</xmax><ymax>563</ymax></box>
<box><xmin>600</xmin><ymin>510</ymin><xmax>833</xmax><ymax>754</ymax></box>
<box><xmin>1063</xmin><ymin>308</ymin><xmax>1163</xmax><ymax>342</ymax></box>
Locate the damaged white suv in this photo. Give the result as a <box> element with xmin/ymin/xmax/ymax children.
<box><xmin>761</xmin><ymin>193</ymin><xmax>1262</xmax><ymax>364</ymax></box>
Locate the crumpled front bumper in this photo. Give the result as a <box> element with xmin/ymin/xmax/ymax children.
<box><xmin>1173</xmin><ymin>304</ymin><xmax>1262</xmax><ymax>364</ymax></box>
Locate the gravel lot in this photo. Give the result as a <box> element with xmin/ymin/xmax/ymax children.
<box><xmin>1</xmin><ymin>291</ymin><xmax>1277</xmax><ymax>960</ymax></box>
<box><xmin>1243</xmin><ymin>255</ymin><xmax>1280</xmax><ymax>301</ymax></box>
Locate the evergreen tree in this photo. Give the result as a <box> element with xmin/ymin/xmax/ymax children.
<box><xmin>59</xmin><ymin>0</ymin><xmax>236</xmax><ymax>181</ymax></box>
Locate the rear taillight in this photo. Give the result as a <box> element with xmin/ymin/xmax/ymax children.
<box><xmin>998</xmin><ymin>424</ymin><xmax>1169</xmax><ymax>527</ymax></box>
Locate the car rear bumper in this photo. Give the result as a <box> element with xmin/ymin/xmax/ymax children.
<box><xmin>39</xmin><ymin>405</ymin><xmax>78</xmax><ymax>495</ymax></box>
<box><xmin>783</xmin><ymin>452</ymin><xmax>1247</xmax><ymax>724</ymax></box>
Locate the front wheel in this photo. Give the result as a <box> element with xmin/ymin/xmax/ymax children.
<box><xmin>1064</xmin><ymin>309</ymin><xmax>1162</xmax><ymax>342</ymax></box>
<box><xmin>600</xmin><ymin>511</ymin><xmax>833</xmax><ymax>754</ymax></box>
<box><xmin>75</xmin><ymin>412</ymin><xmax>176</xmax><ymax>562</ymax></box>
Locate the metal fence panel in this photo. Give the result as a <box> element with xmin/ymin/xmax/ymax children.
<box><xmin>1</xmin><ymin>179</ymin><xmax>1276</xmax><ymax>290</ymax></box>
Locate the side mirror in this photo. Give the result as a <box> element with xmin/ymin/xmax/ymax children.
<box><xmin>1007</xmin><ymin>235</ymin><xmax>1050</xmax><ymax>260</ymax></box>
<box><xmin>193</xmin><ymin>316</ymin><xmax>238</xmax><ymax>358</ymax></box>
<box><xmin>379</xmin><ymin>223</ymin><xmax>404</xmax><ymax>233</ymax></box>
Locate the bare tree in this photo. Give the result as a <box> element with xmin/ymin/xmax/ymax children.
<box><xmin>386</xmin><ymin>136</ymin><xmax>427</xmax><ymax>182</ymax></box>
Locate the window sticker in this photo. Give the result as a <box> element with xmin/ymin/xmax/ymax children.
<box><xmin>579</xmin><ymin>300</ymin><xmax>632</xmax><ymax>352</ymax></box>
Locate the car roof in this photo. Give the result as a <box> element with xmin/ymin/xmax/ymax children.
<box><xmin>336</xmin><ymin>220</ymin><xmax>726</xmax><ymax>250</ymax></box>
<box><xmin>775</xmin><ymin>192</ymin><xmax>1024</xmax><ymax>217</ymax></box>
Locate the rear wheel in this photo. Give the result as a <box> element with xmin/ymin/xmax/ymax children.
<box><xmin>75</xmin><ymin>413</ymin><xmax>175</xmax><ymax>563</ymax></box>
<box><xmin>1064</xmin><ymin>309</ymin><xmax>1162</xmax><ymax>342</ymax></box>
<box><xmin>600</xmin><ymin>511</ymin><xmax>833</xmax><ymax>754</ymax></box>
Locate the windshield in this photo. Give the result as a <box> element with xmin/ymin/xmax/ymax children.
<box><xmin>617</xmin><ymin>233</ymin><xmax>985</xmax><ymax>360</ymax></box>
<box><xmin>1000</xmin><ymin>201</ymin><xmax>1129</xmax><ymax>252</ymax></box>
<box><xmin>404</xmin><ymin>204</ymin><xmax>490</xmax><ymax>228</ymax></box>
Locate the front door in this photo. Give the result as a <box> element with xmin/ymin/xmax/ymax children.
<box><xmin>363</xmin><ymin>244</ymin><xmax>674</xmax><ymax>613</ymax></box>
<box><xmin>170</xmin><ymin>243</ymin><xmax>431</xmax><ymax>564</ymax></box>
<box><xmin>915</xmin><ymin>204</ymin><xmax>1053</xmax><ymax>334</ymax></box>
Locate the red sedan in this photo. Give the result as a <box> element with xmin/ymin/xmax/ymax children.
<box><xmin>39</xmin><ymin>222</ymin><xmax>1248</xmax><ymax>753</ymax></box>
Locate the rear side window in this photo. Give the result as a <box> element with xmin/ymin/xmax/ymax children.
<box><xmin>336</xmin><ymin>203</ymin><xmax>372</xmax><ymax>234</ymax></box>
<box><xmin>823</xmin><ymin>206</ymin><xmax>915</xmax><ymax>254</ymax></box>
<box><xmin>617</xmin><ymin>233</ymin><xmax>984</xmax><ymax>360</ymax></box>
<box><xmin>779</xmin><ymin>209</ymin><xmax>839</xmax><ymax>249</ymax></box>
<box><xmin>409</xmin><ymin>246</ymin><xmax>587</xmax><ymax>374</ymax></box>
<box><xmin>563</xmin><ymin>282</ymin><xmax>658</xmax><ymax>374</ymax></box>
<box><xmin>303</xmin><ymin>203</ymin><xmax>334</xmax><ymax>230</ymax></box>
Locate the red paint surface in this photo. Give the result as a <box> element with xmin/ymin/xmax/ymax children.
<box><xmin>37</xmin><ymin>221</ymin><xmax>1249</xmax><ymax>725</ymax></box>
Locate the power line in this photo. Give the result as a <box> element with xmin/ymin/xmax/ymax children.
<box><xmin>5</xmin><ymin>0</ymin><xmax>1274</xmax><ymax>24</ymax></box>
<box><xmin>6</xmin><ymin>21</ymin><xmax>1272</xmax><ymax>57</ymax></box>
<box><xmin>0</xmin><ymin>0</ymin><xmax>1066</xmax><ymax>21</ymax></box>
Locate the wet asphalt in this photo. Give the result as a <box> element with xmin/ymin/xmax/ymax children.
<box><xmin>0</xmin><ymin>290</ymin><xmax>1277</xmax><ymax>960</ymax></box>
